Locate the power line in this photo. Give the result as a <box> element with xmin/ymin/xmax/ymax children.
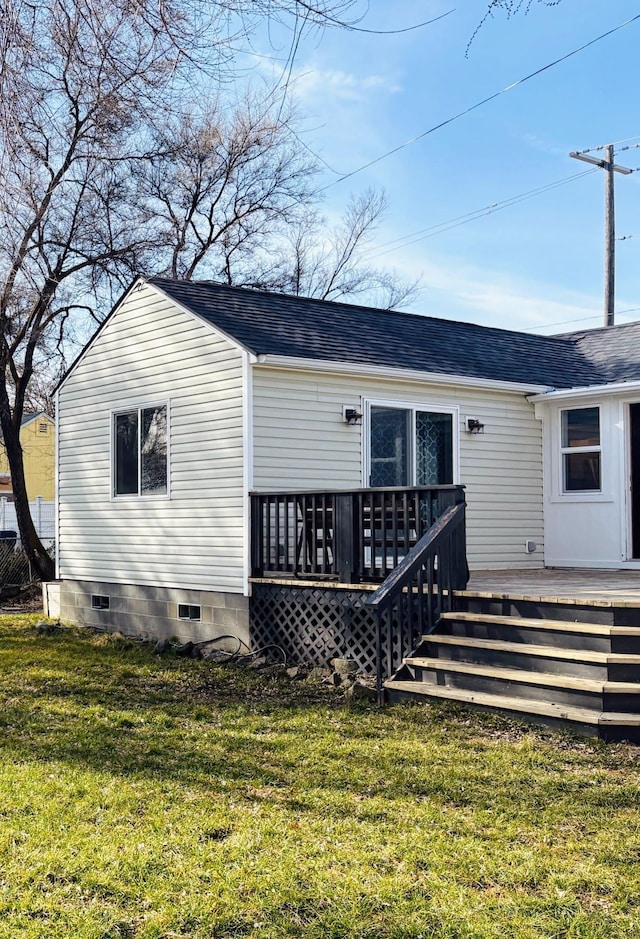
<box><xmin>361</xmin><ymin>168</ymin><xmax>597</xmax><ymax>262</ymax></box>
<box><xmin>316</xmin><ymin>7</ymin><xmax>456</xmax><ymax>34</ymax></box>
<box><xmin>285</xmin><ymin>122</ymin><xmax>344</xmax><ymax>175</ymax></box>
<box><xmin>523</xmin><ymin>308</ymin><xmax>640</xmax><ymax>333</ymax></box>
<box><xmin>576</xmin><ymin>137</ymin><xmax>640</xmax><ymax>155</ymax></box>
<box><xmin>319</xmin><ymin>12</ymin><xmax>640</xmax><ymax>193</ymax></box>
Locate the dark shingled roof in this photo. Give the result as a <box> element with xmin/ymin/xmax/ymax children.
<box><xmin>148</xmin><ymin>277</ymin><xmax>640</xmax><ymax>390</ymax></box>
<box><xmin>559</xmin><ymin>320</ymin><xmax>640</xmax><ymax>384</ymax></box>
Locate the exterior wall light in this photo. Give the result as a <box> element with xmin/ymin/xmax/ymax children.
<box><xmin>343</xmin><ymin>407</ymin><xmax>363</xmax><ymax>425</ymax></box>
<box><xmin>466</xmin><ymin>417</ymin><xmax>485</xmax><ymax>434</ymax></box>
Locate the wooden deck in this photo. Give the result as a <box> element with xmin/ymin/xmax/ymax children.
<box><xmin>465</xmin><ymin>569</ymin><xmax>640</xmax><ymax>605</ymax></box>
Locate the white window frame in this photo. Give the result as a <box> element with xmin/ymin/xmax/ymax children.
<box><xmin>559</xmin><ymin>405</ymin><xmax>602</xmax><ymax>495</ymax></box>
<box><xmin>546</xmin><ymin>400</ymin><xmax>613</xmax><ymax>504</ymax></box>
<box><xmin>111</xmin><ymin>401</ymin><xmax>171</xmax><ymax>500</ymax></box>
<box><xmin>363</xmin><ymin>398</ymin><xmax>460</xmax><ymax>487</ymax></box>
<box><xmin>547</xmin><ymin>398</ymin><xmax>614</xmax><ymax>504</ymax></box>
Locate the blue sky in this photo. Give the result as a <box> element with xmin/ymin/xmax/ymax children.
<box><xmin>249</xmin><ymin>0</ymin><xmax>640</xmax><ymax>334</ymax></box>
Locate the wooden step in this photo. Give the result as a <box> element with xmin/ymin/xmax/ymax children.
<box><xmin>440</xmin><ymin>611</ymin><xmax>640</xmax><ymax>637</ymax></box>
<box><xmin>403</xmin><ymin>655</ymin><xmax>640</xmax><ymax>711</ymax></box>
<box><xmin>413</xmin><ymin>633</ymin><xmax>640</xmax><ymax>682</ymax></box>
<box><xmin>385</xmin><ymin>680</ymin><xmax>603</xmax><ymax>724</ymax></box>
<box><xmin>417</xmin><ymin>634</ymin><xmax>640</xmax><ymax>665</ymax></box>
<box><xmin>384</xmin><ymin>679</ymin><xmax>640</xmax><ymax>738</ymax></box>
<box><xmin>438</xmin><ymin>611</ymin><xmax>640</xmax><ymax>653</ymax></box>
<box><xmin>403</xmin><ymin>656</ymin><xmax>640</xmax><ymax>694</ymax></box>
<box><xmin>452</xmin><ymin>594</ymin><xmax>636</xmax><ymax>627</ymax></box>
<box><xmin>455</xmin><ymin>589</ymin><xmax>619</xmax><ymax>608</ymax></box>
<box><xmin>599</xmin><ymin>712</ymin><xmax>640</xmax><ymax>726</ymax></box>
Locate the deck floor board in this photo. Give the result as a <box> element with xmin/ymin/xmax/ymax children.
<box><xmin>465</xmin><ymin>569</ymin><xmax>640</xmax><ymax>604</ymax></box>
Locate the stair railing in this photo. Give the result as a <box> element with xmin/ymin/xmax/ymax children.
<box><xmin>365</xmin><ymin>502</ymin><xmax>467</xmax><ymax>704</ymax></box>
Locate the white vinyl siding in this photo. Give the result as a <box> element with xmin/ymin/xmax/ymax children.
<box><xmin>252</xmin><ymin>366</ymin><xmax>544</xmax><ymax>570</ymax></box>
<box><xmin>57</xmin><ymin>283</ymin><xmax>245</xmax><ymax>592</ymax></box>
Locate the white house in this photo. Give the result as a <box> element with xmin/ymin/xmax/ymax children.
<box><xmin>47</xmin><ymin>276</ymin><xmax>640</xmax><ymax>646</ymax></box>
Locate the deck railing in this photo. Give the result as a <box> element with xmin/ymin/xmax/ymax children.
<box><xmin>250</xmin><ymin>484</ymin><xmax>466</xmax><ymax>584</ymax></box>
<box><xmin>365</xmin><ymin>501</ymin><xmax>467</xmax><ymax>702</ymax></box>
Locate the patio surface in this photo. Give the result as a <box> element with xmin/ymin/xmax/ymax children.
<box><xmin>466</xmin><ymin>568</ymin><xmax>640</xmax><ymax>605</ymax></box>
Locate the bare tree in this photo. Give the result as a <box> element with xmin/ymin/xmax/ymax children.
<box><xmin>141</xmin><ymin>98</ymin><xmax>317</xmax><ymax>281</ymax></box>
<box><xmin>0</xmin><ymin>0</ymin><xmax>421</xmax><ymax>580</ymax></box>
<box><xmin>143</xmin><ymin>112</ymin><xmax>415</xmax><ymax>308</ymax></box>
<box><xmin>276</xmin><ymin>190</ymin><xmax>419</xmax><ymax>308</ymax></box>
<box><xmin>479</xmin><ymin>0</ymin><xmax>563</xmax><ymax>20</ymax></box>
<box><xmin>472</xmin><ymin>0</ymin><xmax>564</xmax><ymax>45</ymax></box>
<box><xmin>0</xmin><ymin>0</ymin><xmax>366</xmax><ymax>580</ymax></box>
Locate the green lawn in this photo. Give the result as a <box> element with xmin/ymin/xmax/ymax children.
<box><xmin>1</xmin><ymin>617</ymin><xmax>640</xmax><ymax>938</ymax></box>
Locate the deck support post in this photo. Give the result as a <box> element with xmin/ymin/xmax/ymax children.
<box><xmin>448</xmin><ymin>488</ymin><xmax>468</xmax><ymax>590</ymax></box>
<box><xmin>249</xmin><ymin>495</ymin><xmax>262</xmax><ymax>577</ymax></box>
<box><xmin>334</xmin><ymin>493</ymin><xmax>356</xmax><ymax>583</ymax></box>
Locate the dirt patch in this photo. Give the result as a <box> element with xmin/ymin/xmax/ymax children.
<box><xmin>0</xmin><ymin>583</ymin><xmax>43</xmax><ymax>614</ymax></box>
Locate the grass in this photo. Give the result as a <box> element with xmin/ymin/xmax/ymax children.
<box><xmin>0</xmin><ymin>618</ymin><xmax>640</xmax><ymax>937</ymax></box>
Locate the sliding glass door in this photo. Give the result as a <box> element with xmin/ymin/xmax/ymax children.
<box><xmin>369</xmin><ymin>405</ymin><xmax>454</xmax><ymax>487</ymax></box>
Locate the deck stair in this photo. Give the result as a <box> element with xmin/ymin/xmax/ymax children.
<box><xmin>385</xmin><ymin>598</ymin><xmax>640</xmax><ymax>741</ymax></box>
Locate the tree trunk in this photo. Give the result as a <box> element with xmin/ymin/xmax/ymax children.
<box><xmin>0</xmin><ymin>399</ymin><xmax>55</xmax><ymax>582</ymax></box>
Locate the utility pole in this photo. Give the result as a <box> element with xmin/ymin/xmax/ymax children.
<box><xmin>570</xmin><ymin>145</ymin><xmax>633</xmax><ymax>327</ymax></box>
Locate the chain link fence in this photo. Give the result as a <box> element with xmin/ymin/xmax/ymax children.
<box><xmin>0</xmin><ymin>498</ymin><xmax>55</xmax><ymax>593</ymax></box>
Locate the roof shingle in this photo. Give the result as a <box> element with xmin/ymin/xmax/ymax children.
<box><xmin>559</xmin><ymin>320</ymin><xmax>640</xmax><ymax>384</ymax></box>
<box><xmin>149</xmin><ymin>277</ymin><xmax>605</xmax><ymax>389</ymax></box>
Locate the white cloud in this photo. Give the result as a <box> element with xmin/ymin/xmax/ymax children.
<box><xmin>292</xmin><ymin>67</ymin><xmax>402</xmax><ymax>103</ymax></box>
<box><xmin>518</xmin><ymin>132</ymin><xmax>568</xmax><ymax>159</ymax></box>
<box><xmin>386</xmin><ymin>247</ymin><xmax>603</xmax><ymax>334</ymax></box>
<box><xmin>244</xmin><ymin>47</ymin><xmax>401</xmax><ymax>103</ymax></box>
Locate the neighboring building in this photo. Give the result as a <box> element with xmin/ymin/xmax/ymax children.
<box><xmin>48</xmin><ymin>276</ymin><xmax>640</xmax><ymax>639</ymax></box>
<box><xmin>0</xmin><ymin>412</ymin><xmax>55</xmax><ymax>501</ymax></box>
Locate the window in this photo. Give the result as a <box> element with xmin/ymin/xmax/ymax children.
<box><xmin>178</xmin><ymin>604</ymin><xmax>201</xmax><ymax>621</ymax></box>
<box><xmin>114</xmin><ymin>404</ymin><xmax>168</xmax><ymax>496</ymax></box>
<box><xmin>91</xmin><ymin>595</ymin><xmax>110</xmax><ymax>610</ymax></box>
<box><xmin>560</xmin><ymin>406</ymin><xmax>601</xmax><ymax>492</ymax></box>
<box><xmin>369</xmin><ymin>405</ymin><xmax>454</xmax><ymax>487</ymax></box>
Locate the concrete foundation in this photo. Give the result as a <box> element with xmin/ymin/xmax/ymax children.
<box><xmin>42</xmin><ymin>581</ymin><xmax>61</xmax><ymax>618</ymax></box>
<box><xmin>48</xmin><ymin>579</ymin><xmax>250</xmax><ymax>648</ymax></box>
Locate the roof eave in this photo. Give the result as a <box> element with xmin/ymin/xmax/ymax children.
<box><xmin>21</xmin><ymin>412</ymin><xmax>53</xmax><ymax>427</ymax></box>
<box><xmin>528</xmin><ymin>379</ymin><xmax>640</xmax><ymax>404</ymax></box>
<box><xmin>255</xmin><ymin>354</ymin><xmax>554</xmax><ymax>395</ymax></box>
